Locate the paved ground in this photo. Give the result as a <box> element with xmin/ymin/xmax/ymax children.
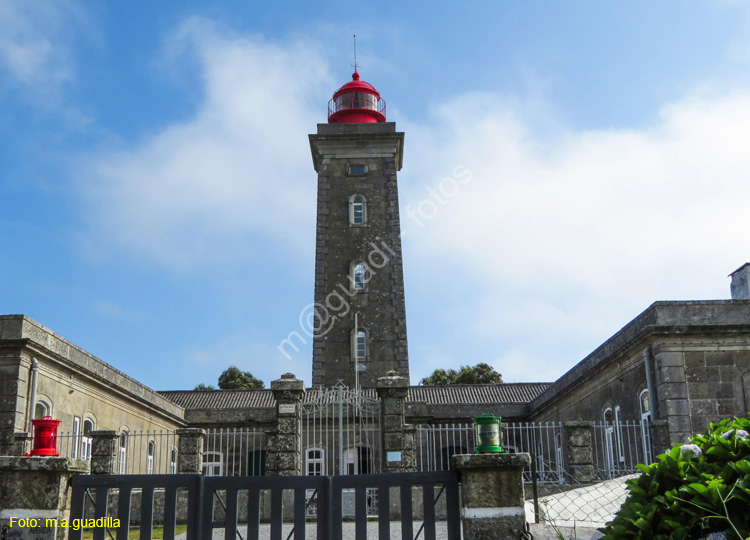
<box><xmin>176</xmin><ymin>521</ymin><xmax>455</xmax><ymax>539</ymax></box>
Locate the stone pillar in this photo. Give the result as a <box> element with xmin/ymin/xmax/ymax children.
<box><xmin>268</xmin><ymin>373</ymin><xmax>304</xmax><ymax>476</ymax></box>
<box><xmin>564</xmin><ymin>421</ymin><xmax>594</xmax><ymax>483</ymax></box>
<box><xmin>0</xmin><ymin>456</ymin><xmax>89</xmax><ymax>540</ymax></box>
<box><xmin>90</xmin><ymin>430</ymin><xmax>119</xmax><ymax>474</ymax></box>
<box><xmin>452</xmin><ymin>453</ymin><xmax>531</xmax><ymax>540</ymax></box>
<box><xmin>12</xmin><ymin>431</ymin><xmax>31</xmax><ymax>456</ymax></box>
<box><xmin>376</xmin><ymin>375</ymin><xmax>415</xmax><ymax>472</ymax></box>
<box><xmin>176</xmin><ymin>428</ymin><xmax>205</xmax><ymax>474</ymax></box>
<box><xmin>650</xmin><ymin>419</ymin><xmax>670</xmax><ymax>457</ymax></box>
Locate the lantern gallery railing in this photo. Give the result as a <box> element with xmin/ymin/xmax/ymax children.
<box><xmin>328</xmin><ymin>95</ymin><xmax>386</xmax><ymax>120</ymax></box>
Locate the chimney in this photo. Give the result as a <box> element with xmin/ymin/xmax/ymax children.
<box><xmin>729</xmin><ymin>263</ymin><xmax>750</xmax><ymax>300</ymax></box>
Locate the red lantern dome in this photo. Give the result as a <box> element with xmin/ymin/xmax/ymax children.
<box><xmin>328</xmin><ymin>71</ymin><xmax>386</xmax><ymax>124</ymax></box>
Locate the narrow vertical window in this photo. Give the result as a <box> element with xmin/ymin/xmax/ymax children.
<box><xmin>118</xmin><ymin>432</ymin><xmax>128</xmax><ymax>474</ymax></box>
<box><xmin>72</xmin><ymin>417</ymin><xmax>80</xmax><ymax>459</ymax></box>
<box><xmin>352</xmin><ymin>199</ymin><xmax>364</xmax><ymax>224</ymax></box>
<box><xmin>349</xmin><ymin>194</ymin><xmax>367</xmax><ymax>225</ymax></box>
<box><xmin>357</xmin><ymin>330</ymin><xmax>367</xmax><ymax>359</ymax></box>
<box><xmin>81</xmin><ymin>419</ymin><xmax>94</xmax><ymax>461</ymax></box>
<box><xmin>640</xmin><ymin>389</ymin><xmax>653</xmax><ymax>464</ymax></box>
<box><xmin>147</xmin><ymin>440</ymin><xmax>155</xmax><ymax>474</ymax></box>
<box><xmin>353</xmin><ymin>262</ymin><xmax>369</xmax><ymax>291</ymax></box>
<box><xmin>614</xmin><ymin>405</ymin><xmax>624</xmax><ymax>463</ymax></box>
<box><xmin>351</xmin><ymin>326</ymin><xmax>369</xmax><ymax>364</ymax></box>
<box><xmin>170</xmin><ymin>448</ymin><xmax>178</xmax><ymax>474</ymax></box>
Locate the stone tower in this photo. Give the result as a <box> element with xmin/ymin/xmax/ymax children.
<box><xmin>309</xmin><ymin>71</ymin><xmax>409</xmax><ymax>388</ymax></box>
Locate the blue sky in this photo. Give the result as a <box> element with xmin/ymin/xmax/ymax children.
<box><xmin>2</xmin><ymin>1</ymin><xmax>750</xmax><ymax>391</ymax></box>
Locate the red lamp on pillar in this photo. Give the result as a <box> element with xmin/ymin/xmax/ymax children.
<box><xmin>27</xmin><ymin>416</ymin><xmax>61</xmax><ymax>457</ymax></box>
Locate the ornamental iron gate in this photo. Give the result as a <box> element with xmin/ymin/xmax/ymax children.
<box><xmin>301</xmin><ymin>383</ymin><xmax>382</xmax><ymax>517</ymax></box>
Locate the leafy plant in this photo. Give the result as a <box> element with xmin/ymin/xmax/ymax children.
<box><xmin>419</xmin><ymin>362</ymin><xmax>502</xmax><ymax>385</ymax></box>
<box><xmin>599</xmin><ymin>415</ymin><xmax>750</xmax><ymax>539</ymax></box>
<box><xmin>217</xmin><ymin>365</ymin><xmax>264</xmax><ymax>390</ymax></box>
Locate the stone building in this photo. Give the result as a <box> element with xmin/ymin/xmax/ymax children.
<box><xmin>1</xmin><ymin>70</ymin><xmax>749</xmax><ymax>481</ymax></box>
<box><xmin>0</xmin><ymin>315</ymin><xmax>185</xmax><ymax>467</ymax></box>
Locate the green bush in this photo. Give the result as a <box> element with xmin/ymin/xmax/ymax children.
<box><xmin>600</xmin><ymin>414</ymin><xmax>750</xmax><ymax>540</ymax></box>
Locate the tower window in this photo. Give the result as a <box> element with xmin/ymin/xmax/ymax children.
<box><xmin>349</xmin><ymin>194</ymin><xmax>367</xmax><ymax>226</ymax></box>
<box><xmin>347</xmin><ymin>164</ymin><xmax>368</xmax><ymax>176</ymax></box>
<box><xmin>357</xmin><ymin>331</ymin><xmax>366</xmax><ymax>358</ymax></box>
<box><xmin>351</xmin><ymin>262</ymin><xmax>370</xmax><ymax>291</ymax></box>
<box><xmin>351</xmin><ymin>327</ymin><xmax>369</xmax><ymax>361</ymax></box>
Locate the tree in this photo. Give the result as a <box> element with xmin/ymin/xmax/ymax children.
<box><xmin>419</xmin><ymin>363</ymin><xmax>503</xmax><ymax>385</ymax></box>
<box><xmin>193</xmin><ymin>383</ymin><xmax>215</xmax><ymax>391</ymax></box>
<box><xmin>217</xmin><ymin>365</ymin><xmax>264</xmax><ymax>390</ymax></box>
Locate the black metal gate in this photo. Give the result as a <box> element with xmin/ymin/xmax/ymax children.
<box><xmin>68</xmin><ymin>471</ymin><xmax>461</xmax><ymax>540</ymax></box>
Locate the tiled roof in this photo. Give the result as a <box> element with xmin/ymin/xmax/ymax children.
<box><xmin>407</xmin><ymin>383</ymin><xmax>551</xmax><ymax>404</ymax></box>
<box><xmin>158</xmin><ymin>389</ymin><xmax>275</xmax><ymax>409</ymax></box>
<box><xmin>159</xmin><ymin>383</ymin><xmax>550</xmax><ymax>410</ymax></box>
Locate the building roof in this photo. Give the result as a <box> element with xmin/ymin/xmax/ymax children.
<box><xmin>407</xmin><ymin>383</ymin><xmax>551</xmax><ymax>404</ymax></box>
<box><xmin>159</xmin><ymin>389</ymin><xmax>276</xmax><ymax>409</ymax></box>
<box><xmin>530</xmin><ymin>299</ymin><xmax>750</xmax><ymax>414</ymax></box>
<box><xmin>159</xmin><ymin>383</ymin><xmax>551</xmax><ymax>410</ymax></box>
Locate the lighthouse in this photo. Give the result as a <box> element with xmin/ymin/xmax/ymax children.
<box><xmin>309</xmin><ymin>70</ymin><xmax>409</xmax><ymax>388</ymax></box>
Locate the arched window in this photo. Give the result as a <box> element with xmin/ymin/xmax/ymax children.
<box><xmin>170</xmin><ymin>447</ymin><xmax>178</xmax><ymax>474</ymax></box>
<box><xmin>350</xmin><ymin>261</ymin><xmax>370</xmax><ymax>291</ymax></box>
<box><xmin>118</xmin><ymin>432</ymin><xmax>128</xmax><ymax>474</ymax></box>
<box><xmin>81</xmin><ymin>419</ymin><xmax>94</xmax><ymax>461</ymax></box>
<box><xmin>34</xmin><ymin>401</ymin><xmax>49</xmax><ymax>419</ymax></box>
<box><xmin>351</xmin><ymin>327</ymin><xmax>368</xmax><ymax>362</ymax></box>
<box><xmin>349</xmin><ymin>194</ymin><xmax>367</xmax><ymax>225</ymax></box>
<box><xmin>306</xmin><ymin>447</ymin><xmax>325</xmax><ymax>476</ymax></box>
<box><xmin>147</xmin><ymin>440</ymin><xmax>155</xmax><ymax>474</ymax></box>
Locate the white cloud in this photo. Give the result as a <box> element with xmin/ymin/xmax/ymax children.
<box><xmin>0</xmin><ymin>0</ymin><xmax>85</xmax><ymax>102</ymax></box>
<box><xmin>81</xmin><ymin>18</ymin><xmax>332</xmax><ymax>268</ymax></box>
<box><xmin>401</xmin><ymin>89</ymin><xmax>750</xmax><ymax>381</ymax></box>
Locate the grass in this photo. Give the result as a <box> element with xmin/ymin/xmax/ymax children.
<box><xmin>80</xmin><ymin>524</ymin><xmax>188</xmax><ymax>539</ymax></box>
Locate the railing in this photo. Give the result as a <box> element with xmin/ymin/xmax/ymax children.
<box><xmin>417</xmin><ymin>420</ymin><xmax>652</xmax><ymax>483</ymax></box>
<box><xmin>327</xmin><ymin>95</ymin><xmax>386</xmax><ymax>121</ymax></box>
<box><xmin>591</xmin><ymin>420</ymin><xmax>652</xmax><ymax>480</ymax></box>
<box><xmin>416</xmin><ymin>422</ymin><xmax>567</xmax><ymax>483</ymax></box>
<box><xmin>57</xmin><ymin>429</ymin><xmax>179</xmax><ymax>475</ymax></box>
<box><xmin>203</xmin><ymin>427</ymin><xmax>266</xmax><ymax>477</ymax></box>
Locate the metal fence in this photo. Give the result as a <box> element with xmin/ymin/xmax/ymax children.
<box><xmin>591</xmin><ymin>420</ymin><xmax>652</xmax><ymax>480</ymax></box>
<box><xmin>416</xmin><ymin>422</ymin><xmax>567</xmax><ymax>483</ymax></box>
<box><xmin>203</xmin><ymin>427</ymin><xmax>267</xmax><ymax>477</ymax></box>
<box><xmin>417</xmin><ymin>420</ymin><xmax>653</xmax><ymax>527</ymax></box>
<box><xmin>416</xmin><ymin>420</ymin><xmax>651</xmax><ymax>479</ymax></box>
<box><xmin>57</xmin><ymin>428</ymin><xmax>267</xmax><ymax>476</ymax></box>
<box><xmin>57</xmin><ymin>429</ymin><xmax>179</xmax><ymax>474</ymax></box>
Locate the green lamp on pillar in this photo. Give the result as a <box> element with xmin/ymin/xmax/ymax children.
<box><xmin>473</xmin><ymin>413</ymin><xmax>506</xmax><ymax>453</ymax></box>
